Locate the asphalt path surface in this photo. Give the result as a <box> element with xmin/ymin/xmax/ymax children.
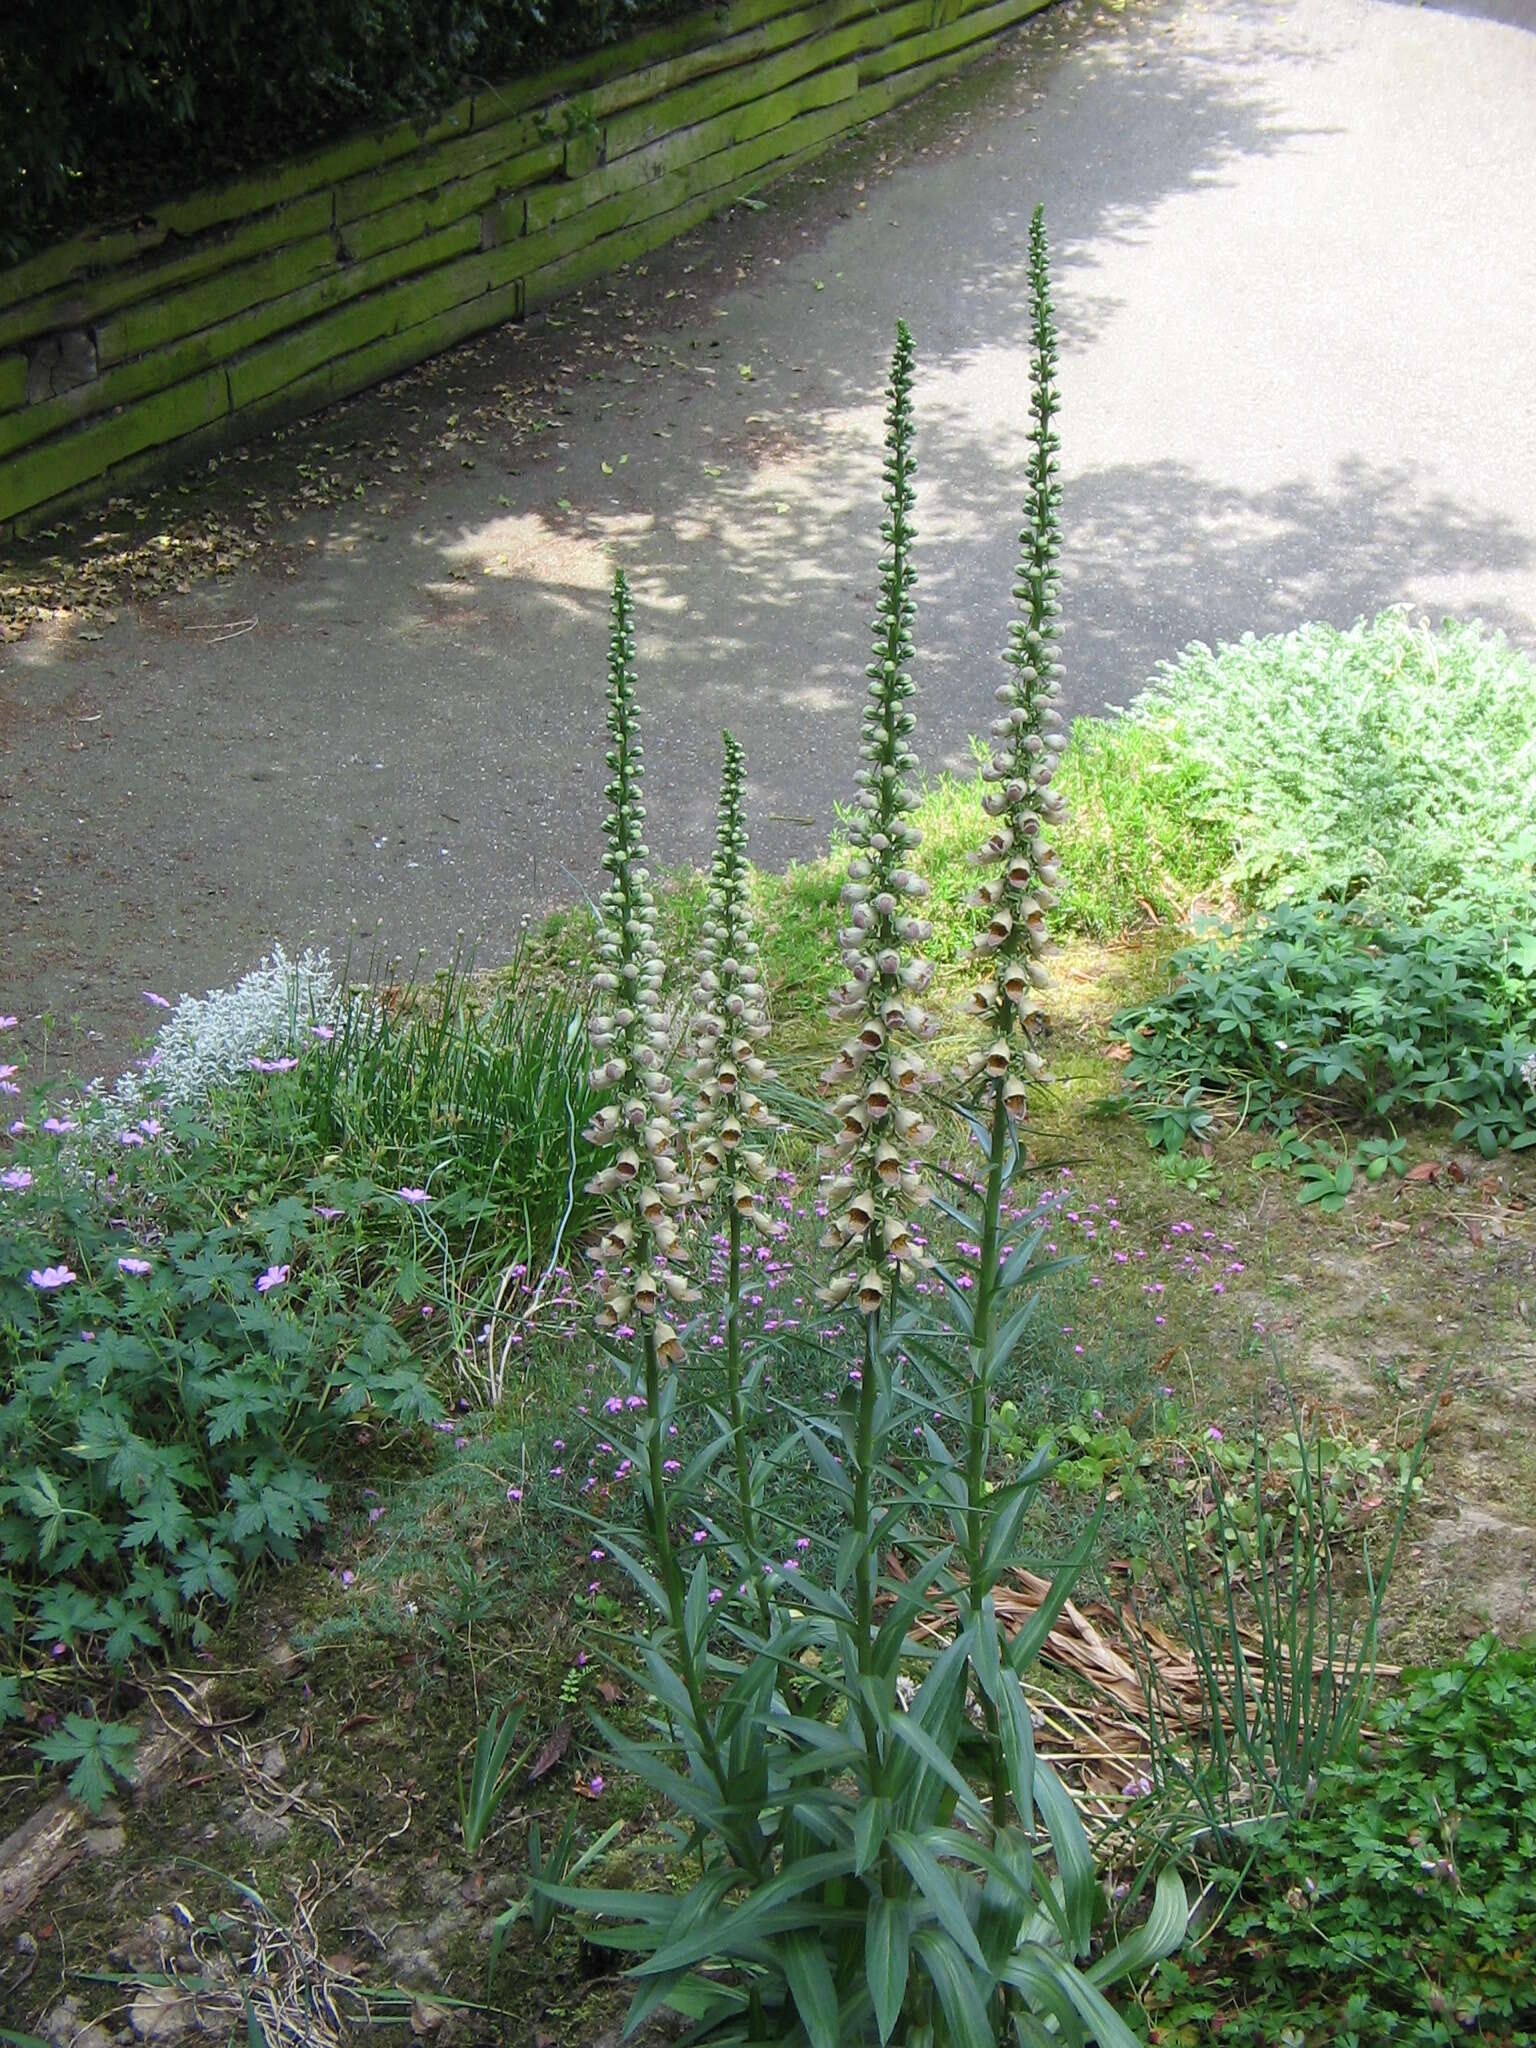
<box><xmin>3</xmin><ymin>0</ymin><xmax>1533</xmax><ymax>1074</ymax></box>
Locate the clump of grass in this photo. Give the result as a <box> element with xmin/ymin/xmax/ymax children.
<box><xmin>300</xmin><ymin>952</ymin><xmax>600</xmax><ymax>1289</ymax></box>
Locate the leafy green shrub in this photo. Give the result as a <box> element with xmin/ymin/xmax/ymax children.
<box><xmin>1</xmin><ymin>0</ymin><xmax>694</xmax><ymax>255</ymax></box>
<box><xmin>0</xmin><ymin>956</ymin><xmax>601</xmax><ymax>1801</ymax></box>
<box><xmin>0</xmin><ymin>1142</ymin><xmax>439</xmax><ymax>1677</ymax></box>
<box><xmin>1124</xmin><ymin>611</ymin><xmax>1536</xmax><ymax>926</ymax></box>
<box><xmin>1114</xmin><ymin>902</ymin><xmax>1536</xmax><ymax>1162</ymax></box>
<box><xmin>1143</xmin><ymin>1636</ymin><xmax>1536</xmax><ymax>2046</ymax></box>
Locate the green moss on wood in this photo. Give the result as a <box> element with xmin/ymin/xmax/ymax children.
<box><xmin>94</xmin><ymin>232</ymin><xmax>341</xmax><ymax>368</ymax></box>
<box><xmin>153</xmin><ymin>97</ymin><xmax>476</xmax><ymax>240</ymax></box>
<box><xmin>524</xmin><ymin>63</ymin><xmax>861</xmax><ymax>247</ymax></box>
<box><xmin>341</xmin><ymin>143</ymin><xmax>563</xmax><ymax>263</ymax></box>
<box><xmin>0</xmin><ymin>352</ymin><xmax>26</xmax><ymax>411</ymax></box>
<box><xmin>333</xmin><ymin>114</ymin><xmax>557</xmax><ymax>225</ymax></box>
<box><xmin>0</xmin><ymin>365</ymin><xmax>229</xmax><ymax>524</ymax></box>
<box><xmin>0</xmin><ymin>195</ymin><xmax>338</xmax><ymax>356</ymax></box>
<box><xmin>224</xmin><ymin>240</ymin><xmax>514</xmax><ymax>411</ymax></box>
<box><xmin>604</xmin><ymin>8</ymin><xmax>893</xmax><ymax>161</ymax></box>
<box><xmin>860</xmin><ymin>0</ymin><xmax>1051</xmax><ymax>82</ymax></box>
<box><xmin>587</xmin><ymin>0</ymin><xmax>882</xmax><ymax>125</ymax></box>
<box><xmin>0</xmin><ymin>220</ymin><xmax>483</xmax><ymax>465</ymax></box>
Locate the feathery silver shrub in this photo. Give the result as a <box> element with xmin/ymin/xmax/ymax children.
<box><xmin>818</xmin><ymin>320</ymin><xmax>940</xmax><ymax>1312</ymax></box>
<box><xmin>961</xmin><ymin>205</ymin><xmax>1066</xmax><ymax>1116</ymax></box>
<box><xmin>108</xmin><ymin>944</ymin><xmax>339</xmax><ymax>1116</ymax></box>
<box><xmin>583</xmin><ymin>570</ymin><xmax>694</xmax><ymax>1359</ymax></box>
<box><xmin>686</xmin><ymin>731</ymin><xmax>777</xmax><ymax>1225</ymax></box>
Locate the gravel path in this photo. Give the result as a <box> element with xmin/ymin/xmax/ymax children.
<box><xmin>3</xmin><ymin>0</ymin><xmax>1533</xmax><ymax>1075</ymax></box>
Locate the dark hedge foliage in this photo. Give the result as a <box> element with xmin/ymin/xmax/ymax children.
<box><xmin>0</xmin><ymin>0</ymin><xmax>697</xmax><ymax>261</ymax></box>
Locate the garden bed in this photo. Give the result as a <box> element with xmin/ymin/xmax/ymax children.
<box><xmin>2</xmin><ymin>912</ymin><xmax>1531</xmax><ymax>2042</ymax></box>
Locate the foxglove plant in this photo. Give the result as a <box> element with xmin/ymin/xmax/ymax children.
<box><xmin>577</xmin><ymin>570</ymin><xmax>737</xmax><ymax>1804</ymax></box>
<box><xmin>687</xmin><ymin>731</ymin><xmax>778</xmax><ymax>1624</ymax></box>
<box><xmin>584</xmin><ymin>568</ymin><xmax>693</xmax><ymax>1357</ymax></box>
<box><xmin>927</xmin><ymin>201</ymin><xmax>1074</xmax><ymax>1832</ymax></box>
<box><xmin>819</xmin><ymin>319</ymin><xmax>940</xmax><ymax>1323</ymax></box>
<box><xmin>962</xmin><ymin>203</ymin><xmax>1066</xmax><ymax>1119</ymax></box>
<box><xmin>539</xmin><ymin>326</ymin><xmax>1184</xmax><ymax>2047</ymax></box>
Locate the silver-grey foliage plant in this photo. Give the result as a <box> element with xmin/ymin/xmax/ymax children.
<box><xmin>104</xmin><ymin>943</ymin><xmax>340</xmax><ymax>1117</ymax></box>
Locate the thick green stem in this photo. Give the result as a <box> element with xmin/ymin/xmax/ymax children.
<box><xmin>726</xmin><ymin>1203</ymin><xmax>773</xmax><ymax>1634</ymax></box>
<box><xmin>642</xmin><ymin>1326</ymin><xmax>739</xmax><ymax>1834</ymax></box>
<box><xmin>964</xmin><ymin>1076</ymin><xmax>1013</xmax><ymax>1830</ymax></box>
<box><xmin>851</xmin><ymin>1308</ymin><xmax>884</xmax><ymax>1779</ymax></box>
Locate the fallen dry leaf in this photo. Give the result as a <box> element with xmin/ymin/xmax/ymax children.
<box><xmin>526</xmin><ymin>1717</ymin><xmax>571</xmax><ymax>1784</ymax></box>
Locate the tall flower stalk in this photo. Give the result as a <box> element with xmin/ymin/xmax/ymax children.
<box><xmin>948</xmin><ymin>203</ymin><xmax>1070</xmax><ymax>1828</ymax></box>
<box><xmin>820</xmin><ymin>320</ymin><xmax>941</xmax><ymax>1743</ymax></box>
<box><xmin>687</xmin><ymin>731</ymin><xmax>778</xmax><ymax>1628</ymax></box>
<box><xmin>580</xmin><ymin>569</ymin><xmax>733</xmax><ymax>1806</ymax></box>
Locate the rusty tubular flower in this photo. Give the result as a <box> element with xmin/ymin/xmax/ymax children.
<box><xmin>582</xmin><ymin>568</ymin><xmax>695</xmax><ymax>1339</ymax></box>
<box><xmin>960</xmin><ymin>204</ymin><xmax>1066</xmax><ymax>1116</ymax></box>
<box><xmin>687</xmin><ymin>731</ymin><xmax>778</xmax><ymax>1224</ymax></box>
<box><xmin>819</xmin><ymin>320</ymin><xmax>939</xmax><ymax>1305</ymax></box>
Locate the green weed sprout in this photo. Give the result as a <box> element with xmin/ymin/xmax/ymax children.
<box><xmin>458</xmin><ymin>1699</ymin><xmax>532</xmax><ymax>1855</ymax></box>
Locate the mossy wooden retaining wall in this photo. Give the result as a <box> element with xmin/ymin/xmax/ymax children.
<box><xmin>0</xmin><ymin>0</ymin><xmax>1052</xmax><ymax>533</ymax></box>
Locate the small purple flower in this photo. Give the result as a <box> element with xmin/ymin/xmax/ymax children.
<box><xmin>588</xmin><ymin>1774</ymin><xmax>605</xmax><ymax>1796</ymax></box>
<box><xmin>1206</xmin><ymin>1425</ymin><xmax>1224</xmax><ymax>1443</ymax></box>
<box><xmin>249</xmin><ymin>1055</ymin><xmax>299</xmax><ymax>1074</ymax></box>
<box><xmin>139</xmin><ymin>1118</ymin><xmax>163</xmax><ymax>1138</ymax></box>
<box><xmin>398</xmin><ymin>1186</ymin><xmax>431</xmax><ymax>1205</ymax></box>
<box><xmin>340</xmin><ymin>1569</ymin><xmax>356</xmax><ymax>1587</ymax></box>
<box><xmin>314</xmin><ymin>1204</ymin><xmax>343</xmax><ymax>1220</ymax></box>
<box><xmin>118</xmin><ymin>1256</ymin><xmax>153</xmax><ymax>1276</ymax></box>
<box><xmin>0</xmin><ymin>1064</ymin><xmax>16</xmax><ymax>1081</ymax></box>
<box><xmin>8</xmin><ymin>1119</ymin><xmax>26</xmax><ymax>1136</ymax></box>
<box><xmin>143</xmin><ymin>991</ymin><xmax>172</xmax><ymax>1009</ymax></box>
<box><xmin>30</xmin><ymin>1265</ymin><xmax>76</xmax><ymax>1290</ymax></box>
<box><xmin>0</xmin><ymin>1082</ymin><xmax>19</xmax><ymax>1098</ymax></box>
<box><xmin>118</xmin><ymin>1130</ymin><xmax>144</xmax><ymax>1148</ymax></box>
<box><xmin>256</xmin><ymin>1263</ymin><xmax>290</xmax><ymax>1294</ymax></box>
<box><xmin>1</xmin><ymin>1167</ymin><xmax>32</xmax><ymax>1192</ymax></box>
<box><xmin>0</xmin><ymin>1015</ymin><xmax>16</xmax><ymax>1030</ymax></box>
<box><xmin>42</xmin><ymin>1117</ymin><xmax>78</xmax><ymax>1135</ymax></box>
<box><xmin>368</xmin><ymin>1505</ymin><xmax>385</xmax><ymax>1522</ymax></box>
<box><xmin>312</xmin><ymin>1024</ymin><xmax>335</xmax><ymax>1041</ymax></box>
<box><xmin>506</xmin><ymin>1485</ymin><xmax>523</xmax><ymax>1503</ymax></box>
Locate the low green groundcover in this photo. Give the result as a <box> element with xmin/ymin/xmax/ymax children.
<box><xmin>1143</xmin><ymin>1636</ymin><xmax>1536</xmax><ymax>2046</ymax></box>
